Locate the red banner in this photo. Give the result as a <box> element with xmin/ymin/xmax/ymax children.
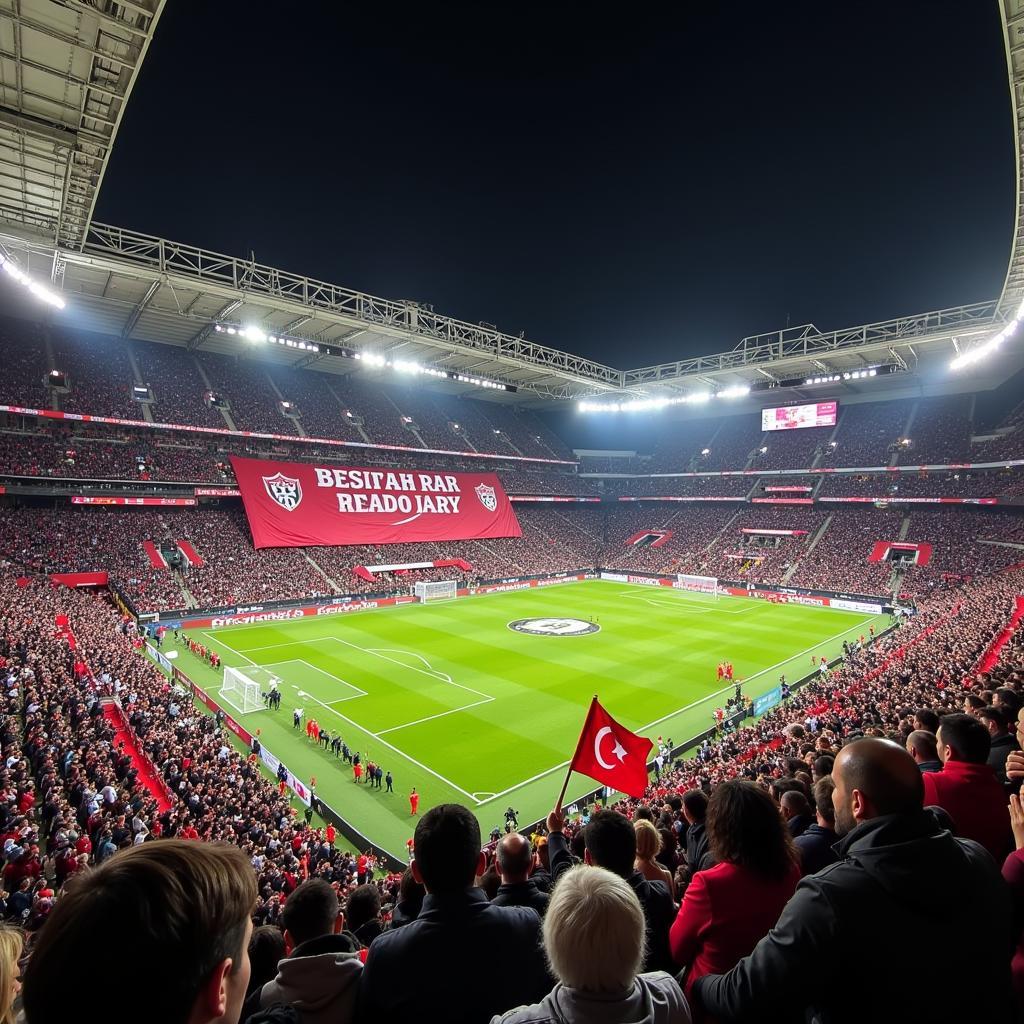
<box><xmin>231</xmin><ymin>456</ymin><xmax>522</xmax><ymax>549</ymax></box>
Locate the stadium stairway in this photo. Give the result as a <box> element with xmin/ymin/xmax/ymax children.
<box><xmin>101</xmin><ymin>702</ymin><xmax>174</xmax><ymax>813</ymax></box>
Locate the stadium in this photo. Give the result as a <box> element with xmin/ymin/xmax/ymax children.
<box><xmin>3</xmin><ymin>3</ymin><xmax>1024</xmax><ymax>1023</ymax></box>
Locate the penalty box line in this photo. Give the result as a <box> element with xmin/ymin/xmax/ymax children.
<box><xmin>476</xmin><ymin>613</ymin><xmax>879</xmax><ymax>806</ymax></box>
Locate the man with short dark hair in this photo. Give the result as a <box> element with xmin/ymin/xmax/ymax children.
<box><xmin>252</xmin><ymin>877</ymin><xmax>361</xmax><ymax>1024</ymax></box>
<box><xmin>779</xmin><ymin>790</ymin><xmax>813</xmax><ymax>838</ymax></box>
<box><xmin>681</xmin><ymin>789</ymin><xmax>712</xmax><ymax>875</ymax></box>
<box><xmin>345</xmin><ymin>883</ymin><xmax>383</xmax><ymax>947</ymax></box>
<box><xmin>694</xmin><ymin>738</ymin><xmax>1013</xmax><ymax>1024</ymax></box>
<box><xmin>906</xmin><ymin>730</ymin><xmax>942</xmax><ymax>773</ymax></box>
<box><xmin>979</xmin><ymin>705</ymin><xmax>1019</xmax><ymax>785</ymax></box>
<box><xmin>548</xmin><ymin>805</ymin><xmax>676</xmax><ymax>974</ymax></box>
<box><xmin>492</xmin><ymin>832</ymin><xmax>549</xmax><ymax>916</ymax></box>
<box><xmin>912</xmin><ymin>708</ymin><xmax>940</xmax><ymax>734</ymax></box>
<box><xmin>356</xmin><ymin>803</ymin><xmax>550</xmax><ymax>1024</ymax></box>
<box><xmin>923</xmin><ymin>713</ymin><xmax>1010</xmax><ymax>860</ymax></box>
<box><xmin>793</xmin><ymin>776</ymin><xmax>839</xmax><ymax>875</ymax></box>
<box><xmin>23</xmin><ymin>840</ymin><xmax>256</xmax><ymax>1024</ymax></box>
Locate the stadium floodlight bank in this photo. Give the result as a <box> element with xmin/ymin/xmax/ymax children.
<box><xmin>677</xmin><ymin>574</ymin><xmax>720</xmax><ymax>598</ymax></box>
<box><xmin>221</xmin><ymin>665</ymin><xmax>282</xmax><ymax>715</ymax></box>
<box><xmin>414</xmin><ymin>580</ymin><xmax>458</xmax><ymax>603</ymax></box>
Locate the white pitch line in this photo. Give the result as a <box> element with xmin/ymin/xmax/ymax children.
<box><xmin>377</xmin><ymin>696</ymin><xmax>495</xmax><ymax>736</ymax></box>
<box><xmin>286</xmin><ymin>683</ymin><xmax>484</xmax><ymax>805</ymax></box>
<box><xmin>202</xmin><ymin>631</ymin><xmax>257</xmax><ymax>666</ymax></box>
<box><xmin>477</xmin><ymin>613</ymin><xmax>879</xmax><ymax>805</ymax></box>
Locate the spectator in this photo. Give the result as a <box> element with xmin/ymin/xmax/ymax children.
<box><xmin>905</xmin><ymin>729</ymin><xmax>942</xmax><ymax>773</ymax></box>
<box><xmin>793</xmin><ymin>776</ymin><xmax>839</xmax><ymax>876</ymax></box>
<box><xmin>251</xmin><ymin>878</ymin><xmax>361</xmax><ymax>1024</ymax></box>
<box><xmin>779</xmin><ymin>790</ymin><xmax>813</xmax><ymax>838</ymax></box>
<box><xmin>386</xmin><ymin>867</ymin><xmax>424</xmax><ymax>930</ymax></box>
<box><xmin>549</xmin><ymin>805</ymin><xmax>676</xmax><ymax>975</ymax></box>
<box><xmin>492</xmin><ymin>832</ymin><xmax>549</xmax><ymax>916</ymax></box>
<box><xmin>356</xmin><ymin>804</ymin><xmax>551</xmax><ymax>1024</ymax></box>
<box><xmin>345</xmin><ymin>884</ymin><xmax>383</xmax><ymax>947</ymax></box>
<box><xmin>245</xmin><ymin>926</ymin><xmax>286</xmax><ymax>1004</ymax></box>
<box><xmin>635</xmin><ymin>819</ymin><xmax>676</xmax><ymax>899</ymax></box>
<box><xmin>980</xmin><ymin>706</ymin><xmax>1019</xmax><ymax>786</ymax></box>
<box><xmin>923</xmin><ymin>713</ymin><xmax>1011</xmax><ymax>860</ymax></box>
<box><xmin>23</xmin><ymin>840</ymin><xmax>257</xmax><ymax>1024</ymax></box>
<box><xmin>0</xmin><ymin>925</ymin><xmax>22</xmax><ymax>1024</ymax></box>
<box><xmin>493</xmin><ymin>865</ymin><xmax>691</xmax><ymax>1024</ymax></box>
<box><xmin>693</xmin><ymin>738</ymin><xmax>1013</xmax><ymax>1024</ymax></box>
<box><xmin>681</xmin><ymin>790</ymin><xmax>712</xmax><ymax>880</ymax></box>
<box><xmin>669</xmin><ymin>779</ymin><xmax>800</xmax><ymax>1009</ymax></box>
<box><xmin>913</xmin><ymin>708</ymin><xmax>940</xmax><ymax>734</ymax></box>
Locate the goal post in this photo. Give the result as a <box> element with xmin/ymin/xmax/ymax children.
<box><xmin>414</xmin><ymin>580</ymin><xmax>458</xmax><ymax>603</ymax></box>
<box><xmin>676</xmin><ymin>574</ymin><xmax>720</xmax><ymax>600</ymax></box>
<box><xmin>221</xmin><ymin>665</ymin><xmax>273</xmax><ymax>715</ymax></box>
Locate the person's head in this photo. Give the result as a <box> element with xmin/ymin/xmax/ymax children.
<box><xmin>0</xmin><ymin>926</ymin><xmax>22</xmax><ymax>1024</ymax></box>
<box><xmin>633</xmin><ymin>819</ymin><xmax>663</xmax><ymax>863</ymax></box>
<box><xmin>963</xmin><ymin>693</ymin><xmax>985</xmax><ymax>715</ymax></box>
<box><xmin>583</xmin><ymin>810</ymin><xmax>636</xmax><ymax>878</ymax></box>
<box><xmin>780</xmin><ymin>790</ymin><xmax>811</xmax><ymax>822</ymax></box>
<box><xmin>281</xmin><ymin>878</ymin><xmax>342</xmax><ymax>953</ymax></box>
<box><xmin>398</xmin><ymin>865</ymin><xmax>425</xmax><ymax>906</ymax></box>
<box><xmin>633</xmin><ymin>805</ymin><xmax>655</xmax><ymax>822</ymax></box>
<box><xmin>23</xmin><ymin>840</ymin><xmax>256</xmax><ymax>1024</ymax></box>
<box><xmin>345</xmin><ymin>884</ymin><xmax>381</xmax><ymax>933</ymax></box>
<box><xmin>246</xmin><ymin>926</ymin><xmax>285</xmax><ymax>998</ymax></box>
<box><xmin>936</xmin><ymin>713</ymin><xmax>991</xmax><ymax>766</ymax></box>
<box><xmin>706</xmin><ymin>779</ymin><xmax>797</xmax><ymax>880</ymax></box>
<box><xmin>411</xmin><ymin>803</ymin><xmax>483</xmax><ymax>895</ymax></box>
<box><xmin>495</xmin><ymin>832</ymin><xmax>533</xmax><ymax>884</ymax></box>
<box><xmin>542</xmin><ymin>866</ymin><xmax>645</xmax><ymax>994</ymax></box>
<box><xmin>832</xmin><ymin>738</ymin><xmax>924</xmax><ymax>836</ymax></box>
<box><xmin>680</xmin><ymin>789</ymin><xmax>708</xmax><ymax>826</ymax></box>
<box><xmin>912</xmin><ymin>709</ymin><xmax>940</xmax><ymax>734</ymax></box>
<box><xmin>995</xmin><ymin>688</ymin><xmax>1022</xmax><ymax>719</ymax></box>
<box><xmin>978</xmin><ymin>706</ymin><xmax>1008</xmax><ymax>739</ymax></box>
<box><xmin>905</xmin><ymin>730</ymin><xmax>939</xmax><ymax>764</ymax></box>
<box><xmin>813</xmin><ymin>776</ymin><xmax>836</xmax><ymax>829</ymax></box>
<box><xmin>811</xmin><ymin>755</ymin><xmax>834</xmax><ymax>782</ymax></box>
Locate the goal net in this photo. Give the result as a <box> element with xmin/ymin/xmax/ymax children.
<box><xmin>676</xmin><ymin>574</ymin><xmax>720</xmax><ymax>599</ymax></box>
<box><xmin>221</xmin><ymin>665</ymin><xmax>280</xmax><ymax>715</ymax></box>
<box><xmin>414</xmin><ymin>580</ymin><xmax>458</xmax><ymax>603</ymax></box>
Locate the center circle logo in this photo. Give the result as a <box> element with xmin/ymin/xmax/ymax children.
<box><xmin>507</xmin><ymin>617</ymin><xmax>600</xmax><ymax>637</ymax></box>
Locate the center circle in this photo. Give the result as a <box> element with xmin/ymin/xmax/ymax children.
<box><xmin>507</xmin><ymin>617</ymin><xmax>601</xmax><ymax>637</ymax></box>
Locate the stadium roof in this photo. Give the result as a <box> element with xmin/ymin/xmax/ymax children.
<box><xmin>0</xmin><ymin>1</ymin><xmax>1021</xmax><ymax>409</ymax></box>
<box><xmin>0</xmin><ymin>0</ymin><xmax>164</xmax><ymax>250</ymax></box>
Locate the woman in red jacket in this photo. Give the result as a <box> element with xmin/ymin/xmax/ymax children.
<box><xmin>669</xmin><ymin>779</ymin><xmax>801</xmax><ymax>1015</ymax></box>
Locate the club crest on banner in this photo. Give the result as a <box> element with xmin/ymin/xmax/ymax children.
<box><xmin>262</xmin><ymin>472</ymin><xmax>303</xmax><ymax>511</ymax></box>
<box><xmin>475</xmin><ymin>483</ymin><xmax>497</xmax><ymax>512</ymax></box>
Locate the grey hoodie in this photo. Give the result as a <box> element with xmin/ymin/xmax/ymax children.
<box><xmin>491</xmin><ymin>972</ymin><xmax>691</xmax><ymax>1024</ymax></box>
<box><xmin>258</xmin><ymin>934</ymin><xmax>363</xmax><ymax>1024</ymax></box>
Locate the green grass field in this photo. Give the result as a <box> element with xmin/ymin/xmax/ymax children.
<box><xmin>176</xmin><ymin>580</ymin><xmax>885</xmax><ymax>859</ymax></box>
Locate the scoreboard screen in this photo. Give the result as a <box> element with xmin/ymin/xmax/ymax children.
<box><xmin>761</xmin><ymin>401</ymin><xmax>837</xmax><ymax>431</ymax></box>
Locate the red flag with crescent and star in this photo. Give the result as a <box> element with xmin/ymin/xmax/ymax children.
<box><xmin>568</xmin><ymin>698</ymin><xmax>653</xmax><ymax>798</ymax></box>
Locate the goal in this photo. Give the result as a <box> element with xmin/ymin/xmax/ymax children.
<box><xmin>221</xmin><ymin>665</ymin><xmax>271</xmax><ymax>715</ymax></box>
<box><xmin>676</xmin><ymin>574</ymin><xmax>720</xmax><ymax>599</ymax></box>
<box><xmin>414</xmin><ymin>580</ymin><xmax>458</xmax><ymax>603</ymax></box>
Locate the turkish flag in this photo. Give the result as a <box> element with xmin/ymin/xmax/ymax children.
<box><xmin>569</xmin><ymin>698</ymin><xmax>653</xmax><ymax>798</ymax></box>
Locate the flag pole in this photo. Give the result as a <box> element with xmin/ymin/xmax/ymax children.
<box><xmin>556</xmin><ymin>695</ymin><xmax>598</xmax><ymax>811</ymax></box>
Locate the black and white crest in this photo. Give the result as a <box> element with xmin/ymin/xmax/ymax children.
<box><xmin>475</xmin><ymin>483</ymin><xmax>497</xmax><ymax>512</ymax></box>
<box><xmin>263</xmin><ymin>472</ymin><xmax>303</xmax><ymax>511</ymax></box>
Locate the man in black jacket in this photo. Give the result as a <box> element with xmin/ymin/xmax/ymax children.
<box><xmin>356</xmin><ymin>804</ymin><xmax>551</xmax><ymax>1024</ymax></box>
<box><xmin>981</xmin><ymin>705</ymin><xmax>1019</xmax><ymax>786</ymax></box>
<box><xmin>694</xmin><ymin>737</ymin><xmax>1013</xmax><ymax>1024</ymax></box>
<box><xmin>546</xmin><ymin>804</ymin><xmax>676</xmax><ymax>974</ymax></box>
<box><xmin>681</xmin><ymin>789</ymin><xmax>712</xmax><ymax>876</ymax></box>
<box><xmin>793</xmin><ymin>775</ymin><xmax>839</xmax><ymax>876</ymax></box>
<box><xmin>491</xmin><ymin>831</ymin><xmax>549</xmax><ymax>916</ymax></box>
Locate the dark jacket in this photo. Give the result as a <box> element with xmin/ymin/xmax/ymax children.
<box><xmin>916</xmin><ymin>759</ymin><xmax>942</xmax><ymax>774</ymax></box>
<box><xmin>989</xmin><ymin>733</ymin><xmax>1019</xmax><ymax>786</ymax></box>
<box><xmin>785</xmin><ymin>814</ymin><xmax>813</xmax><ymax>839</ymax></box>
<box><xmin>693</xmin><ymin>811</ymin><xmax>1013</xmax><ymax>1024</ymax></box>
<box><xmin>385</xmin><ymin>897</ymin><xmax>421</xmax><ymax>930</ymax></box>
<box><xmin>492</xmin><ymin>879</ymin><xmax>550</xmax><ymax>916</ymax></box>
<box><xmin>355</xmin><ymin>888</ymin><xmax>550</xmax><ymax>1024</ymax></box>
<box><xmin>684</xmin><ymin>822</ymin><xmax>712</xmax><ymax>872</ymax></box>
<box><xmin>549</xmin><ymin>831</ymin><xmax>676</xmax><ymax>975</ymax></box>
<box><xmin>793</xmin><ymin>823</ymin><xmax>839</xmax><ymax>876</ymax></box>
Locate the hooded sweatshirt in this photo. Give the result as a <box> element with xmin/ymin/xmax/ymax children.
<box><xmin>258</xmin><ymin>933</ymin><xmax>362</xmax><ymax>1024</ymax></box>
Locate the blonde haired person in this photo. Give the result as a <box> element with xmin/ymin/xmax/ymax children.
<box><xmin>634</xmin><ymin>819</ymin><xmax>676</xmax><ymax>900</ymax></box>
<box><xmin>492</xmin><ymin>865</ymin><xmax>690</xmax><ymax>1024</ymax></box>
<box><xmin>0</xmin><ymin>926</ymin><xmax>23</xmax><ymax>1024</ymax></box>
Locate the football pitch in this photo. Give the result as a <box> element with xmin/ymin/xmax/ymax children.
<box><xmin>178</xmin><ymin>581</ymin><xmax>886</xmax><ymax>858</ymax></box>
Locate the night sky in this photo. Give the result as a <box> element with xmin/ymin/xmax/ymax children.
<box><xmin>96</xmin><ymin>1</ymin><xmax>1014</xmax><ymax>369</ymax></box>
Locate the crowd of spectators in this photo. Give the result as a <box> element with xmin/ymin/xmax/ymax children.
<box><xmin>897</xmin><ymin>395</ymin><xmax>975</xmax><ymax>465</ymax></box>
<box><xmin>4</xmin><ymin>548</ymin><xmax>1024</xmax><ymax>1022</ymax></box>
<box><xmin>817</xmin><ymin>468</ymin><xmax>1023</xmax><ymax>498</ymax></box>
<box><xmin>819</xmin><ymin>399</ymin><xmax>909</xmax><ymax>467</ymax></box>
